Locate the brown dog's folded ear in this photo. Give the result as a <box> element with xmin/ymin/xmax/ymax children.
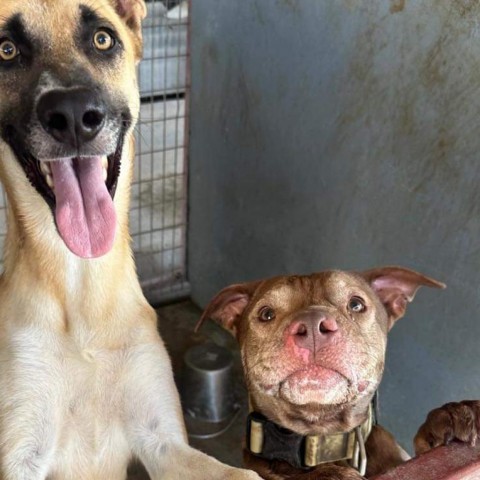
<box><xmin>111</xmin><ymin>0</ymin><xmax>147</xmax><ymax>54</ymax></box>
<box><xmin>195</xmin><ymin>281</ymin><xmax>262</xmax><ymax>336</ymax></box>
<box><xmin>360</xmin><ymin>266</ymin><xmax>446</xmax><ymax>330</ymax></box>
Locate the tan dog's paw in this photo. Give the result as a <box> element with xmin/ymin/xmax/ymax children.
<box><xmin>223</xmin><ymin>467</ymin><xmax>261</xmax><ymax>479</ymax></box>
<box><xmin>414</xmin><ymin>400</ymin><xmax>480</xmax><ymax>454</ymax></box>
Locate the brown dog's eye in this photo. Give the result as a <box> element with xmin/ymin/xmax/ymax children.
<box><xmin>348</xmin><ymin>297</ymin><xmax>366</xmax><ymax>313</ymax></box>
<box><xmin>93</xmin><ymin>30</ymin><xmax>115</xmax><ymax>51</ymax></box>
<box><xmin>258</xmin><ymin>306</ymin><xmax>276</xmax><ymax>322</ymax></box>
<box><xmin>0</xmin><ymin>40</ymin><xmax>18</xmax><ymax>61</ymax></box>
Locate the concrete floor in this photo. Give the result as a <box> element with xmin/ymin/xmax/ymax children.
<box><xmin>157</xmin><ymin>300</ymin><xmax>248</xmax><ymax>468</ymax></box>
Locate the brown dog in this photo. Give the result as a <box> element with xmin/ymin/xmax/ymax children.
<box><xmin>198</xmin><ymin>267</ymin><xmax>445</xmax><ymax>479</ymax></box>
<box><xmin>0</xmin><ymin>1</ymin><xmax>260</xmax><ymax>478</ymax></box>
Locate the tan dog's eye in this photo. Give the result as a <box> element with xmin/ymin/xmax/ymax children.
<box><xmin>348</xmin><ymin>296</ymin><xmax>366</xmax><ymax>313</ymax></box>
<box><xmin>0</xmin><ymin>40</ymin><xmax>19</xmax><ymax>61</ymax></box>
<box><xmin>258</xmin><ymin>306</ymin><xmax>276</xmax><ymax>322</ymax></box>
<box><xmin>93</xmin><ymin>30</ymin><xmax>115</xmax><ymax>51</ymax></box>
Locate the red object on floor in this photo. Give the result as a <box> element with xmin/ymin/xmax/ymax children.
<box><xmin>372</xmin><ymin>443</ymin><xmax>480</xmax><ymax>480</ymax></box>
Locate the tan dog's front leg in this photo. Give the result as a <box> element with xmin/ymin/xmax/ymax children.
<box><xmin>125</xmin><ymin>342</ymin><xmax>260</xmax><ymax>479</ymax></box>
<box><xmin>150</xmin><ymin>444</ymin><xmax>262</xmax><ymax>480</ymax></box>
<box><xmin>0</xmin><ymin>333</ymin><xmax>61</xmax><ymax>480</ymax></box>
<box><xmin>1</xmin><ymin>410</ymin><xmax>58</xmax><ymax>480</ymax></box>
<box><xmin>1</xmin><ymin>418</ymin><xmax>57</xmax><ymax>480</ymax></box>
<box><xmin>414</xmin><ymin>400</ymin><xmax>480</xmax><ymax>454</ymax></box>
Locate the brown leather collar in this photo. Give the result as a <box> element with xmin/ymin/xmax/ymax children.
<box><xmin>246</xmin><ymin>403</ymin><xmax>375</xmax><ymax>475</ymax></box>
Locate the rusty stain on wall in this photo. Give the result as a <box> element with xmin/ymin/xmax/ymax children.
<box><xmin>206</xmin><ymin>43</ymin><xmax>219</xmax><ymax>64</ymax></box>
<box><xmin>253</xmin><ymin>1</ymin><xmax>267</xmax><ymax>25</ymax></box>
<box><xmin>218</xmin><ymin>55</ymin><xmax>264</xmax><ymax>151</ymax></box>
<box><xmin>421</xmin><ymin>35</ymin><xmax>448</xmax><ymax>88</ymax></box>
<box><xmin>335</xmin><ymin>6</ymin><xmax>383</xmax><ymax>131</ymax></box>
<box><xmin>277</xmin><ymin>0</ymin><xmax>300</xmax><ymax>13</ymax></box>
<box><xmin>390</xmin><ymin>0</ymin><xmax>406</xmax><ymax>14</ymax></box>
<box><xmin>398</xmin><ymin>101</ymin><xmax>414</xmax><ymax>136</ymax></box>
<box><xmin>451</xmin><ymin>0</ymin><xmax>478</xmax><ymax>17</ymax></box>
<box><xmin>330</xmin><ymin>0</ymin><xmax>479</xmax><ymax>209</ymax></box>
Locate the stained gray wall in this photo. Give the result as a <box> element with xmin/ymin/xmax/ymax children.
<box><xmin>188</xmin><ymin>0</ymin><xmax>480</xmax><ymax>452</ymax></box>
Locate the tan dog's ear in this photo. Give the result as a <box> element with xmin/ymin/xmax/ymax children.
<box><xmin>195</xmin><ymin>281</ymin><xmax>262</xmax><ymax>336</ymax></box>
<box><xmin>112</xmin><ymin>0</ymin><xmax>147</xmax><ymax>51</ymax></box>
<box><xmin>360</xmin><ymin>266</ymin><xmax>446</xmax><ymax>330</ymax></box>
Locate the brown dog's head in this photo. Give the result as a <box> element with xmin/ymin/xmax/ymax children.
<box><xmin>0</xmin><ymin>0</ymin><xmax>146</xmax><ymax>259</ymax></box>
<box><xmin>198</xmin><ymin>267</ymin><xmax>445</xmax><ymax>434</ymax></box>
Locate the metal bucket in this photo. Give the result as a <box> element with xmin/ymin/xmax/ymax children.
<box><xmin>180</xmin><ymin>343</ymin><xmax>236</xmax><ymax>424</ymax></box>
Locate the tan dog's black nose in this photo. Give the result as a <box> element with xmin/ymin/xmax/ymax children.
<box><xmin>37</xmin><ymin>88</ymin><xmax>106</xmax><ymax>147</ymax></box>
<box><xmin>289</xmin><ymin>311</ymin><xmax>338</xmax><ymax>353</ymax></box>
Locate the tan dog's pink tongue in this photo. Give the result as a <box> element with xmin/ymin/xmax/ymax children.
<box><xmin>50</xmin><ymin>157</ymin><xmax>116</xmax><ymax>258</ymax></box>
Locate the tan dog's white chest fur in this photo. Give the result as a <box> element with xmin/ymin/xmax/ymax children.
<box><xmin>0</xmin><ymin>1</ymin><xmax>259</xmax><ymax>478</ymax></box>
<box><xmin>0</xmin><ymin>246</ymin><xmax>170</xmax><ymax>479</ymax></box>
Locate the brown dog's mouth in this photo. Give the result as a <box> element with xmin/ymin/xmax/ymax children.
<box><xmin>283</xmin><ymin>366</ymin><xmax>349</xmax><ymax>389</ymax></box>
<box><xmin>278</xmin><ymin>366</ymin><xmax>351</xmax><ymax>405</ymax></box>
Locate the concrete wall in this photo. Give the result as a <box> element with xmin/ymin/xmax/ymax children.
<box><xmin>188</xmin><ymin>0</ymin><xmax>480</xmax><ymax>452</ymax></box>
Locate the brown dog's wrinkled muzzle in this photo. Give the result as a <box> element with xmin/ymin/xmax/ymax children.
<box><xmin>253</xmin><ymin>304</ymin><xmax>381</xmax><ymax>407</ymax></box>
<box><xmin>280</xmin><ymin>306</ymin><xmax>368</xmax><ymax>405</ymax></box>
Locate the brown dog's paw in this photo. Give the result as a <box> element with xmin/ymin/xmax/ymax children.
<box><xmin>414</xmin><ymin>400</ymin><xmax>480</xmax><ymax>455</ymax></box>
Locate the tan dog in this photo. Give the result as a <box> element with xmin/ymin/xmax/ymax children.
<box><xmin>198</xmin><ymin>267</ymin><xmax>445</xmax><ymax>479</ymax></box>
<box><xmin>0</xmin><ymin>1</ymin><xmax>260</xmax><ymax>479</ymax></box>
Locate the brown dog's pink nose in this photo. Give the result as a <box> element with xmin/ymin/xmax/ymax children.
<box><xmin>289</xmin><ymin>314</ymin><xmax>339</xmax><ymax>353</ymax></box>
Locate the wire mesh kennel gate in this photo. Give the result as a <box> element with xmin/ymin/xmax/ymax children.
<box><xmin>0</xmin><ymin>0</ymin><xmax>190</xmax><ymax>305</ymax></box>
